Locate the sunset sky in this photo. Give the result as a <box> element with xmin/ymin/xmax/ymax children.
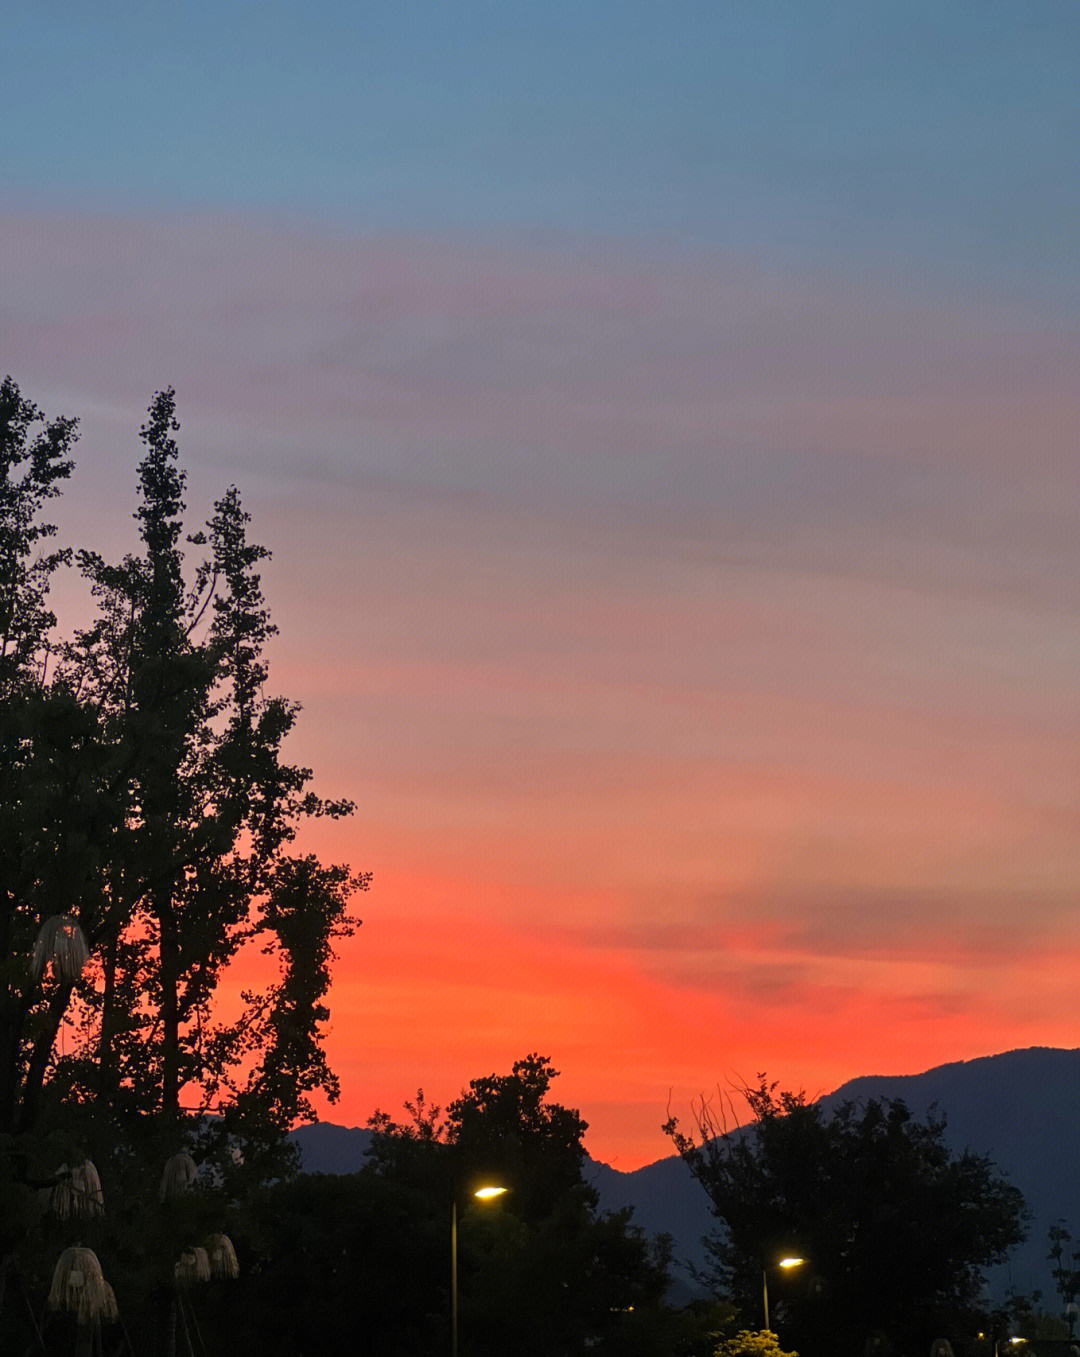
<box><xmin>5</xmin><ymin>2</ymin><xmax>1080</xmax><ymax>1168</ymax></box>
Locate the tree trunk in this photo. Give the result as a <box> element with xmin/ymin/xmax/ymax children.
<box><xmin>0</xmin><ymin>995</ymin><xmax>28</xmax><ymax>1134</ymax></box>
<box><xmin>15</xmin><ymin>982</ymin><xmax>73</xmax><ymax>1133</ymax></box>
<box><xmin>159</xmin><ymin>904</ymin><xmax>180</xmax><ymax>1118</ymax></box>
<box><xmin>97</xmin><ymin>931</ymin><xmax>118</xmax><ymax>1102</ymax></box>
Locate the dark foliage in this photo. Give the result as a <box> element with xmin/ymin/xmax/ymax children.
<box><xmin>666</xmin><ymin>1077</ymin><xmax>1029</xmax><ymax>1357</ymax></box>
<box><xmin>230</xmin><ymin>1054</ymin><xmax>714</xmax><ymax>1357</ymax></box>
<box><xmin>0</xmin><ymin>379</ymin><xmax>368</xmax><ymax>1349</ymax></box>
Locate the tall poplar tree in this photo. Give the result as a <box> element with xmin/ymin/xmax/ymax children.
<box><xmin>0</xmin><ymin>379</ymin><xmax>367</xmax><ymax>1159</ymax></box>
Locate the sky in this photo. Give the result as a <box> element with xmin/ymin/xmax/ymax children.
<box><xmin>4</xmin><ymin>2</ymin><xmax>1080</xmax><ymax>1168</ymax></box>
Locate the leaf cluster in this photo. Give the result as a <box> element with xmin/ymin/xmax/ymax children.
<box><xmin>711</xmin><ymin>1330</ymin><xmax>798</xmax><ymax>1357</ymax></box>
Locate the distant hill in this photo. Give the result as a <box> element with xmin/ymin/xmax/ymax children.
<box><xmin>291</xmin><ymin>1047</ymin><xmax>1080</xmax><ymax>1308</ymax></box>
<box><xmin>818</xmin><ymin>1046</ymin><xmax>1080</xmax><ymax>1304</ymax></box>
<box><xmin>291</xmin><ymin>1121</ymin><xmax>375</xmax><ymax>1174</ymax></box>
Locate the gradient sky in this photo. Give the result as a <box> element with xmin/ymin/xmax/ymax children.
<box><xmin>4</xmin><ymin>2</ymin><xmax>1080</xmax><ymax>1167</ymax></box>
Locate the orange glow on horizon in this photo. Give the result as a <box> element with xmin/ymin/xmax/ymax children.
<box><xmin>203</xmin><ymin>858</ymin><xmax>1080</xmax><ymax>1170</ymax></box>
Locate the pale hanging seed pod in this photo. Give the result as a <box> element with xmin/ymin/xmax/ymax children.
<box><xmin>44</xmin><ymin>1159</ymin><xmax>105</xmax><ymax>1220</ymax></box>
<box><xmin>76</xmin><ymin>1274</ymin><xmax>116</xmax><ymax>1326</ymax></box>
<box><xmin>44</xmin><ymin>1163</ymin><xmax>75</xmax><ymax>1220</ymax></box>
<box><xmin>159</xmin><ymin>1151</ymin><xmax>198</xmax><ymax>1201</ymax></box>
<box><xmin>175</xmin><ymin>1247</ymin><xmax>211</xmax><ymax>1286</ymax></box>
<box><xmin>70</xmin><ymin>1160</ymin><xmax>104</xmax><ymax>1218</ymax></box>
<box><xmin>48</xmin><ymin>1246</ymin><xmax>105</xmax><ymax>1312</ymax></box>
<box><xmin>30</xmin><ymin>915</ymin><xmax>89</xmax><ymax>985</ymax></box>
<box><xmin>205</xmin><ymin>1232</ymin><xmax>239</xmax><ymax>1279</ymax></box>
<box><xmin>97</xmin><ymin>1283</ymin><xmax>119</xmax><ymax>1325</ymax></box>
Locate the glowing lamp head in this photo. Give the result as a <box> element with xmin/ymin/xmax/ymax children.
<box><xmin>474</xmin><ymin>1186</ymin><xmax>507</xmax><ymax>1200</ymax></box>
<box><xmin>778</xmin><ymin>1256</ymin><xmax>805</xmax><ymax>1269</ymax></box>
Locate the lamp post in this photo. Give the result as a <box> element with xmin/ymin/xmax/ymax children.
<box><xmin>452</xmin><ymin>1185</ymin><xmax>507</xmax><ymax>1357</ymax></box>
<box><xmin>762</xmin><ymin>1255</ymin><xmax>805</xmax><ymax>1334</ymax></box>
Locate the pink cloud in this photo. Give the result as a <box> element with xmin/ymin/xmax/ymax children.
<box><xmin>5</xmin><ymin>205</ymin><xmax>1077</xmax><ymax>496</ymax></box>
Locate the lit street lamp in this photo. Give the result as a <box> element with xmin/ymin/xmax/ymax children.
<box><xmin>452</xmin><ymin>1185</ymin><xmax>507</xmax><ymax>1357</ymax></box>
<box><xmin>763</xmin><ymin>1255</ymin><xmax>805</xmax><ymax>1334</ymax></box>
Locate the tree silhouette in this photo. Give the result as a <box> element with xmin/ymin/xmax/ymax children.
<box><xmin>1</xmin><ymin>376</ymin><xmax>367</xmax><ymax>1154</ymax></box>
<box><xmin>362</xmin><ymin>1055</ymin><xmax>684</xmax><ymax>1356</ymax></box>
<box><xmin>666</xmin><ymin>1076</ymin><xmax>1028</xmax><ymax>1357</ymax></box>
<box><xmin>0</xmin><ymin>377</ymin><xmax>370</xmax><ymax>1351</ymax></box>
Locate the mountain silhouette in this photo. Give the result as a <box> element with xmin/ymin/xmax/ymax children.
<box><xmin>292</xmin><ymin>1047</ymin><xmax>1080</xmax><ymax>1308</ymax></box>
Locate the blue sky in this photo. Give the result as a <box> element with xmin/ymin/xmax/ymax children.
<box><xmin>7</xmin><ymin>2</ymin><xmax>1080</xmax><ymax>302</ymax></box>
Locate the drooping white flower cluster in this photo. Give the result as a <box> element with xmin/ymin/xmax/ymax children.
<box><xmin>206</xmin><ymin>1232</ymin><xmax>239</xmax><ymax>1279</ymax></box>
<box><xmin>43</xmin><ymin>1160</ymin><xmax>104</xmax><ymax>1220</ymax></box>
<box><xmin>175</xmin><ymin>1247</ymin><xmax>211</xmax><ymax>1287</ymax></box>
<box><xmin>46</xmin><ymin>1150</ymin><xmax>240</xmax><ymax>1327</ymax></box>
<box><xmin>175</xmin><ymin>1235</ymin><xmax>239</xmax><ymax>1285</ymax></box>
<box><xmin>30</xmin><ymin>914</ymin><xmax>89</xmax><ymax>986</ymax></box>
<box><xmin>159</xmin><ymin>1151</ymin><xmax>199</xmax><ymax>1201</ymax></box>
<box><xmin>48</xmin><ymin>1247</ymin><xmax>118</xmax><ymax>1325</ymax></box>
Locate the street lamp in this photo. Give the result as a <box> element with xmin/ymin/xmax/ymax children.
<box><xmin>763</xmin><ymin>1255</ymin><xmax>805</xmax><ymax>1333</ymax></box>
<box><xmin>452</xmin><ymin>1185</ymin><xmax>507</xmax><ymax>1357</ymax></box>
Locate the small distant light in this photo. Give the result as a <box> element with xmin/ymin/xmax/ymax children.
<box><xmin>474</xmin><ymin>1186</ymin><xmax>507</xmax><ymax>1200</ymax></box>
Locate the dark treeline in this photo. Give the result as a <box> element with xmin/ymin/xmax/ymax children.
<box><xmin>226</xmin><ymin>1055</ymin><xmax>728</xmax><ymax>1357</ymax></box>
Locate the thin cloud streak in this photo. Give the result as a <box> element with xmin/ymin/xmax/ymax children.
<box><xmin>5</xmin><ymin>210</ymin><xmax>1078</xmax><ymax>531</ymax></box>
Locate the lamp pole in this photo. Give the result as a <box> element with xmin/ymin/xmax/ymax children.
<box><xmin>452</xmin><ymin>1186</ymin><xmax>507</xmax><ymax>1357</ymax></box>
<box><xmin>451</xmin><ymin>1199</ymin><xmax>459</xmax><ymax>1357</ymax></box>
<box><xmin>763</xmin><ymin>1255</ymin><xmax>805</xmax><ymax>1335</ymax></box>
